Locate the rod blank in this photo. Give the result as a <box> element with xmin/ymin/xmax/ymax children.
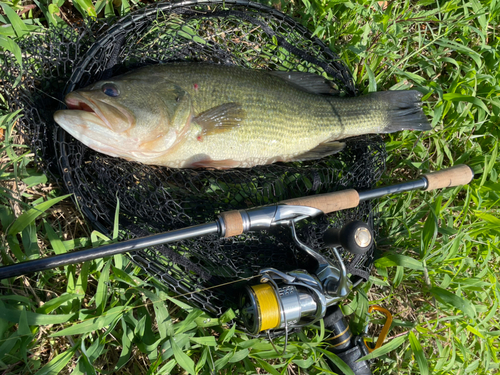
<box><xmin>0</xmin><ymin>222</ymin><xmax>219</xmax><ymax>280</ymax></box>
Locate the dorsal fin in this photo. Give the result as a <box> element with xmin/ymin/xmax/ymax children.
<box><xmin>268</xmin><ymin>71</ymin><xmax>339</xmax><ymax>95</ymax></box>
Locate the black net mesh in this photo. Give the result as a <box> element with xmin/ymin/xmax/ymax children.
<box><xmin>1</xmin><ymin>0</ymin><xmax>386</xmax><ymax>315</ymax></box>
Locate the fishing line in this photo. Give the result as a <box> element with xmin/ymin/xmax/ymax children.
<box><xmin>155</xmin><ymin>274</ymin><xmax>260</xmax><ymax>299</ymax></box>
<box><xmin>248</xmin><ymin>283</ymin><xmax>280</xmax><ymax>331</ymax></box>
<box><xmin>32</xmin><ymin>86</ymin><xmax>66</xmax><ymax>106</ymax></box>
<box><xmin>0</xmin><ymin>274</ymin><xmax>262</xmax><ymax>347</ymax></box>
<box><xmin>0</xmin><ymin>273</ymin><xmax>260</xmax><ymax>302</ymax></box>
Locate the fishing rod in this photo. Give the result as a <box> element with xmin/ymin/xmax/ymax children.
<box><xmin>0</xmin><ymin>164</ymin><xmax>473</xmax><ymax>280</ymax></box>
<box><xmin>0</xmin><ymin>164</ymin><xmax>473</xmax><ymax>375</ymax></box>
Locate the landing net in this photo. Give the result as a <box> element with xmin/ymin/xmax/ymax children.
<box><xmin>1</xmin><ymin>0</ymin><xmax>386</xmax><ymax>315</ymax></box>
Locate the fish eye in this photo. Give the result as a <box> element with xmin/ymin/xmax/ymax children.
<box><xmin>102</xmin><ymin>83</ymin><xmax>120</xmax><ymax>97</ymax></box>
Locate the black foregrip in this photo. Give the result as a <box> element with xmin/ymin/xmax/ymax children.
<box><xmin>324</xmin><ymin>306</ymin><xmax>373</xmax><ymax>375</ymax></box>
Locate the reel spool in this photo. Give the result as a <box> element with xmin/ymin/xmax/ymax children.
<box><xmin>240</xmin><ymin>220</ymin><xmax>374</xmax><ymax>335</ymax></box>
<box><xmin>241</xmin><ymin>271</ymin><xmax>324</xmax><ymax>334</ymax></box>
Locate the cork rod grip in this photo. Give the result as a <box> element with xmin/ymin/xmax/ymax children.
<box><xmin>280</xmin><ymin>189</ymin><xmax>360</xmax><ymax>214</ymax></box>
<box><xmin>423</xmin><ymin>164</ymin><xmax>474</xmax><ymax>191</ymax></box>
<box><xmin>219</xmin><ymin>210</ymin><xmax>244</xmax><ymax>238</ymax></box>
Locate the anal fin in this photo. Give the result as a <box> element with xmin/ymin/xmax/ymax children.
<box><xmin>291</xmin><ymin>141</ymin><xmax>346</xmax><ymax>162</ymax></box>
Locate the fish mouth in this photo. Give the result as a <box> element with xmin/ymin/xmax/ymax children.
<box><xmin>64</xmin><ymin>91</ymin><xmax>134</xmax><ymax>133</ymax></box>
<box><xmin>54</xmin><ymin>106</ymin><xmax>173</xmax><ymax>160</ymax></box>
<box><xmin>66</xmin><ymin>94</ymin><xmax>95</xmax><ymax>112</ymax></box>
<box><xmin>54</xmin><ymin>91</ymin><xmax>135</xmax><ymax>158</ymax></box>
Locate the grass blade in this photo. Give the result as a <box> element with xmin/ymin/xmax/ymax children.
<box><xmin>0</xmin><ymin>300</ymin><xmax>74</xmax><ymax>325</ymax></box>
<box><xmin>0</xmin><ymin>3</ymin><xmax>29</xmax><ymax>38</ymax></box>
<box><xmin>8</xmin><ymin>194</ymin><xmax>71</xmax><ymax>236</ymax></box>
<box><xmin>0</xmin><ymin>35</ymin><xmax>23</xmax><ymax>67</ymax></box>
<box><xmin>50</xmin><ymin>306</ymin><xmax>127</xmax><ymax>337</ymax></box>
<box><xmin>358</xmin><ymin>335</ymin><xmax>407</xmax><ymax>361</ymax></box>
<box><xmin>170</xmin><ymin>337</ymin><xmax>196</xmax><ymax>375</ymax></box>
<box><xmin>409</xmin><ymin>331</ymin><xmax>429</xmax><ymax>375</ymax></box>
<box><xmin>375</xmin><ymin>254</ymin><xmax>425</xmax><ymax>271</ymax></box>
<box><xmin>316</xmin><ymin>348</ymin><xmax>355</xmax><ymax>375</ymax></box>
<box><xmin>252</xmin><ymin>357</ymin><xmax>281</xmax><ymax>375</ymax></box>
<box><xmin>443</xmin><ymin>93</ymin><xmax>490</xmax><ymax>115</ymax></box>
<box><xmin>429</xmin><ymin>287</ymin><xmax>475</xmax><ymax>318</ymax></box>
<box><xmin>34</xmin><ymin>345</ymin><xmax>77</xmax><ymax>375</ymax></box>
<box><xmin>95</xmin><ymin>258</ymin><xmax>112</xmax><ymax>314</ymax></box>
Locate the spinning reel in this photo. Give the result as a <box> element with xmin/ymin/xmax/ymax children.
<box><xmin>240</xmin><ymin>220</ymin><xmax>373</xmax><ymax>335</ymax></box>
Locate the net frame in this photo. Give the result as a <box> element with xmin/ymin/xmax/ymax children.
<box><xmin>1</xmin><ymin>0</ymin><xmax>386</xmax><ymax>315</ymax></box>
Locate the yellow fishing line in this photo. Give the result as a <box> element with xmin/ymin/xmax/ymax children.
<box><xmin>251</xmin><ymin>283</ymin><xmax>280</xmax><ymax>331</ymax></box>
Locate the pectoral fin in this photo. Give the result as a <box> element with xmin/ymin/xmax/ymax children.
<box><xmin>291</xmin><ymin>141</ymin><xmax>346</xmax><ymax>161</ymax></box>
<box><xmin>194</xmin><ymin>103</ymin><xmax>246</xmax><ymax>136</ymax></box>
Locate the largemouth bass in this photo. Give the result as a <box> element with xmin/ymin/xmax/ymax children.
<box><xmin>54</xmin><ymin>63</ymin><xmax>431</xmax><ymax>169</ymax></box>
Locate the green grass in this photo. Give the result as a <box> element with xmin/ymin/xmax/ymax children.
<box><xmin>1</xmin><ymin>0</ymin><xmax>499</xmax><ymax>374</ymax></box>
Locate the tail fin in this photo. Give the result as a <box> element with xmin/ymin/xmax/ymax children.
<box><xmin>371</xmin><ymin>90</ymin><xmax>432</xmax><ymax>132</ymax></box>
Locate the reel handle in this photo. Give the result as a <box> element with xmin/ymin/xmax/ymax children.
<box><xmin>323</xmin><ymin>221</ymin><xmax>373</xmax><ymax>255</ymax></box>
<box><xmin>423</xmin><ymin>164</ymin><xmax>474</xmax><ymax>191</ymax></box>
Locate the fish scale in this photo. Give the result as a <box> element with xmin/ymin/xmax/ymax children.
<box><xmin>54</xmin><ymin>63</ymin><xmax>431</xmax><ymax>169</ymax></box>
